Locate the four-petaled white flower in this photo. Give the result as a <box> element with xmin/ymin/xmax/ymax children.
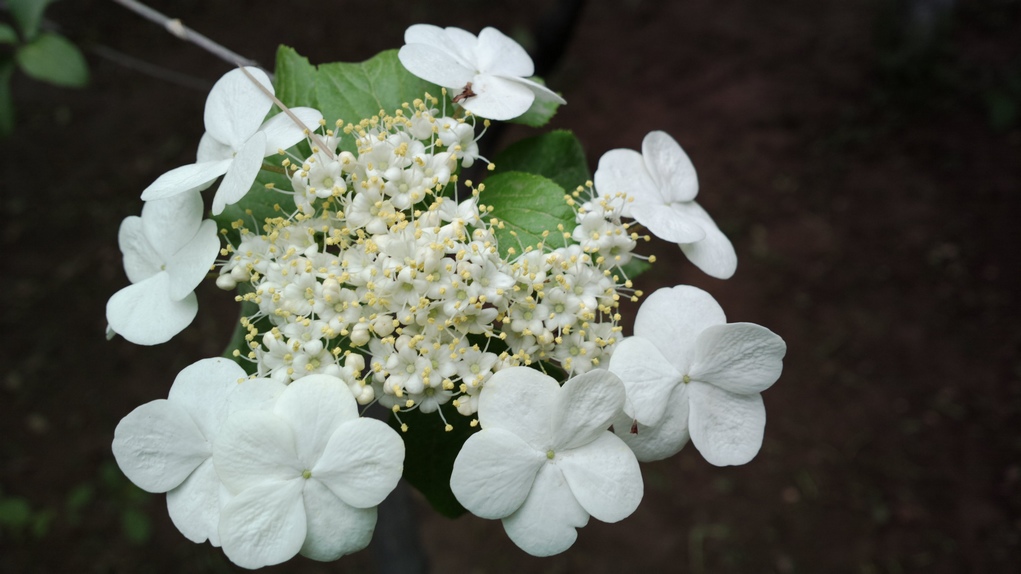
<box><xmin>106</xmin><ymin>190</ymin><xmax>220</xmax><ymax>345</ymax></box>
<box><xmin>398</xmin><ymin>24</ymin><xmax>566</xmax><ymax>120</ymax></box>
<box><xmin>594</xmin><ymin>130</ymin><xmax>738</xmax><ymax>279</ymax></box>
<box><xmin>608</xmin><ymin>285</ymin><xmax>786</xmax><ymax>465</ymax></box>
<box><xmin>212</xmin><ymin>374</ymin><xmax>405</xmax><ymax>569</ymax></box>
<box><xmin>112</xmin><ymin>358</ymin><xmax>283</xmax><ymax>546</ymax></box>
<box><xmin>140</xmin><ymin>67</ymin><xmax>323</xmax><ymax>215</ymax></box>
<box><xmin>450</xmin><ymin>367</ymin><xmax>643</xmax><ymax>556</ymax></box>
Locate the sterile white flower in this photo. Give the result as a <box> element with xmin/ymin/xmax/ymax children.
<box><xmin>608</xmin><ymin>285</ymin><xmax>786</xmax><ymax>465</ymax></box>
<box><xmin>112</xmin><ymin>358</ymin><xmax>283</xmax><ymax>546</ymax></box>
<box><xmin>106</xmin><ymin>190</ymin><xmax>220</xmax><ymax>345</ymax></box>
<box><xmin>398</xmin><ymin>24</ymin><xmax>566</xmax><ymax>120</ymax></box>
<box><xmin>212</xmin><ymin>374</ymin><xmax>405</xmax><ymax>569</ymax></box>
<box><xmin>449</xmin><ymin>367</ymin><xmax>643</xmax><ymax>556</ymax></box>
<box><xmin>594</xmin><ymin>130</ymin><xmax>738</xmax><ymax>279</ymax></box>
<box><xmin>140</xmin><ymin>67</ymin><xmax>323</xmax><ymax>215</ymax></box>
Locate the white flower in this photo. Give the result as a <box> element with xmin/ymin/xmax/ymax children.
<box><xmin>594</xmin><ymin>130</ymin><xmax>738</xmax><ymax>279</ymax></box>
<box><xmin>608</xmin><ymin>285</ymin><xmax>786</xmax><ymax>465</ymax></box>
<box><xmin>106</xmin><ymin>190</ymin><xmax>220</xmax><ymax>345</ymax></box>
<box><xmin>212</xmin><ymin>374</ymin><xmax>405</xmax><ymax>569</ymax></box>
<box><xmin>140</xmin><ymin>67</ymin><xmax>323</xmax><ymax>215</ymax></box>
<box><xmin>112</xmin><ymin>358</ymin><xmax>283</xmax><ymax>546</ymax></box>
<box><xmin>450</xmin><ymin>367</ymin><xmax>642</xmax><ymax>556</ymax></box>
<box><xmin>398</xmin><ymin>24</ymin><xmax>566</xmax><ymax>120</ymax></box>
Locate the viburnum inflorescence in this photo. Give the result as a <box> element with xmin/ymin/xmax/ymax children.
<box><xmin>215</xmin><ymin>97</ymin><xmax>638</xmax><ymax>427</ymax></box>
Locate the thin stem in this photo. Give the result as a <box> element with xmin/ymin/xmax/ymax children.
<box><xmin>110</xmin><ymin>0</ymin><xmax>264</xmax><ymax>72</ymax></box>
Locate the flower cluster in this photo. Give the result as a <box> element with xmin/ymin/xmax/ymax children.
<box><xmin>105</xmin><ymin>23</ymin><xmax>786</xmax><ymax>568</ymax></box>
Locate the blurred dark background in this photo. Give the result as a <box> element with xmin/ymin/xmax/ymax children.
<box><xmin>2</xmin><ymin>0</ymin><xmax>1019</xmax><ymax>572</ymax></box>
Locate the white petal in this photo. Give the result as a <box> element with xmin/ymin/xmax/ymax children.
<box><xmin>165</xmin><ymin>219</ymin><xmax>219</xmax><ymax>301</ymax></box>
<box><xmin>552</xmin><ymin>369</ymin><xmax>626</xmax><ymax>451</ymax></box>
<box><xmin>501</xmin><ymin>463</ymin><xmax>589</xmax><ymax>557</ymax></box>
<box><xmin>212</xmin><ymin>131</ymin><xmax>266</xmax><ymax>216</ymax></box>
<box><xmin>204</xmin><ymin>67</ymin><xmax>274</xmax><ymax>150</ymax></box>
<box><xmin>450</xmin><ymin>427</ymin><xmax>545</xmax><ymax>519</ymax></box>
<box><xmin>633</xmin><ymin>285</ymin><xmax>726</xmax><ymax>373</ymax></box>
<box><xmin>213</xmin><ymin>410</ymin><xmax>302</xmax><ymax>493</ymax></box>
<box><xmin>106</xmin><ymin>273</ymin><xmax>197</xmax><ymax>345</ymax></box>
<box><xmin>613</xmin><ymin>383</ymin><xmax>691</xmax><ymax>462</ymax></box>
<box><xmin>630</xmin><ymin>201</ymin><xmax>706</xmax><ymax>244</ymax></box>
<box><xmin>197</xmin><ymin>132</ymin><xmax>233</xmax><ymax>162</ymax></box>
<box><xmin>166</xmin><ymin>357</ymin><xmax>247</xmax><ymax>439</ymax></box>
<box><xmin>460</xmin><ymin>74</ymin><xmax>535</xmax><ymax>120</ymax></box>
<box><xmin>642</xmin><ymin>131</ymin><xmax>698</xmax><ymax>202</ymax></box>
<box><xmin>478</xmin><ymin>367</ymin><xmax>557</xmax><ymax>450</ymax></box>
<box><xmin>594</xmin><ymin>148</ymin><xmax>662</xmax><ymax>213</ymax></box>
<box><xmin>118</xmin><ymin>215</ymin><xmax>160</xmax><ymax>284</ymax></box>
<box><xmin>140</xmin><ymin>159</ymin><xmax>231</xmax><ymax>202</ymax></box>
<box><xmin>688</xmin><ymin>382</ymin><xmax>766</xmax><ymax>466</ymax></box>
<box><xmin>300</xmin><ymin>479</ymin><xmax>376</xmax><ymax>561</ymax></box>
<box><xmin>226</xmin><ymin>377</ymin><xmax>287</xmax><ymax>414</ymax></box>
<box><xmin>689</xmin><ymin>323</ymin><xmax>786</xmax><ymax>394</ymax></box>
<box><xmin>312</xmin><ymin>418</ymin><xmax>405</xmax><ymax>509</ymax></box>
<box><xmin>274</xmin><ymin>375</ymin><xmax>359</xmax><ymax>467</ymax></box>
<box><xmin>140</xmin><ymin>189</ymin><xmax>203</xmax><ymax>260</ymax></box>
<box><xmin>259</xmin><ymin>107</ymin><xmax>323</xmax><ymax>155</ymax></box>
<box><xmin>112</xmin><ymin>399</ymin><xmax>208</xmax><ymax>493</ymax></box>
<box><xmin>397</xmin><ymin>43</ymin><xmax>475</xmax><ymax>88</ymax></box>
<box><xmin>502</xmin><ymin>75</ymin><xmax>567</xmax><ymax>104</ymax></box>
<box><xmin>676</xmin><ymin>201</ymin><xmax>738</xmax><ymax>279</ymax></box>
<box><xmin>557</xmin><ymin>432</ymin><xmax>642</xmax><ymax>523</ymax></box>
<box><xmin>476</xmin><ymin>27</ymin><xmax>533</xmax><ymax>76</ymax></box>
<box><xmin>607</xmin><ymin>336</ymin><xmax>683</xmax><ymax>426</ymax></box>
<box><xmin>404</xmin><ymin>24</ymin><xmax>476</xmax><ymax>68</ymax></box>
<box><xmin>219</xmin><ymin>478</ymin><xmax>306</xmax><ymax>569</ymax></box>
<box><xmin>166</xmin><ymin>458</ymin><xmax>222</xmax><ymax>545</ymax></box>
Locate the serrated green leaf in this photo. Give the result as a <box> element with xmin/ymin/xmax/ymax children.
<box><xmin>316</xmin><ymin>50</ymin><xmax>442</xmax><ymax>139</ymax></box>
<box><xmin>15</xmin><ymin>33</ymin><xmax>88</xmax><ymax>88</ymax></box>
<box><xmin>274</xmin><ymin>45</ymin><xmax>318</xmax><ymax>109</ymax></box>
<box><xmin>7</xmin><ymin>0</ymin><xmax>50</xmax><ymax>40</ymax></box>
<box><xmin>389</xmin><ymin>405</ymin><xmax>478</xmax><ymax>518</ymax></box>
<box><xmin>480</xmin><ymin>171</ymin><xmax>576</xmax><ymax>257</ymax></box>
<box><xmin>509</xmin><ymin>77</ymin><xmax>562</xmax><ymax>127</ymax></box>
<box><xmin>493</xmin><ymin>130</ymin><xmax>589</xmax><ymax>191</ymax></box>
<box><xmin>0</xmin><ymin>24</ymin><xmax>19</xmax><ymax>45</ymax></box>
<box><xmin>0</xmin><ymin>60</ymin><xmax>14</xmax><ymax>137</ymax></box>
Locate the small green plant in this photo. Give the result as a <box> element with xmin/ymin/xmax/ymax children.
<box><xmin>0</xmin><ymin>0</ymin><xmax>89</xmax><ymax>135</ymax></box>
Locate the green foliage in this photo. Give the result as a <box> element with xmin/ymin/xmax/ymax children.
<box><xmin>493</xmin><ymin>130</ymin><xmax>590</xmax><ymax>191</ymax></box>
<box><xmin>0</xmin><ymin>60</ymin><xmax>14</xmax><ymax>136</ymax></box>
<box><xmin>388</xmin><ymin>405</ymin><xmax>478</xmax><ymax>518</ymax></box>
<box><xmin>0</xmin><ymin>23</ymin><xmax>18</xmax><ymax>44</ymax></box>
<box><xmin>15</xmin><ymin>33</ymin><xmax>89</xmax><ymax>88</ymax></box>
<box><xmin>273</xmin><ymin>46</ymin><xmax>318</xmax><ymax>109</ymax></box>
<box><xmin>480</xmin><ymin>171</ymin><xmax>576</xmax><ymax>258</ymax></box>
<box><xmin>7</xmin><ymin>0</ymin><xmax>52</xmax><ymax>40</ymax></box>
<box><xmin>510</xmin><ymin>77</ymin><xmax>562</xmax><ymax>127</ymax></box>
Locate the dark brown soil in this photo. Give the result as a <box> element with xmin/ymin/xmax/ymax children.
<box><xmin>2</xmin><ymin>0</ymin><xmax>1019</xmax><ymax>572</ymax></box>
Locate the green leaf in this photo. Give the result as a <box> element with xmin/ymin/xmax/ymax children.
<box><xmin>212</xmin><ymin>167</ymin><xmax>296</xmax><ymax>247</ymax></box>
<box><xmin>617</xmin><ymin>257</ymin><xmax>652</xmax><ymax>281</ymax></box>
<box><xmin>0</xmin><ymin>24</ymin><xmax>19</xmax><ymax>45</ymax></box>
<box><xmin>480</xmin><ymin>171</ymin><xmax>576</xmax><ymax>257</ymax></box>
<box><xmin>121</xmin><ymin>507</ymin><xmax>152</xmax><ymax>545</ymax></box>
<box><xmin>0</xmin><ymin>496</ymin><xmax>32</xmax><ymax>530</ymax></box>
<box><xmin>316</xmin><ymin>49</ymin><xmax>442</xmax><ymax>134</ymax></box>
<box><xmin>509</xmin><ymin>77</ymin><xmax>562</xmax><ymax>127</ymax></box>
<box><xmin>493</xmin><ymin>130</ymin><xmax>590</xmax><ymax>191</ymax></box>
<box><xmin>0</xmin><ymin>59</ymin><xmax>14</xmax><ymax>137</ymax></box>
<box><xmin>7</xmin><ymin>0</ymin><xmax>51</xmax><ymax>40</ymax></box>
<box><xmin>388</xmin><ymin>405</ymin><xmax>478</xmax><ymax>518</ymax></box>
<box><xmin>15</xmin><ymin>33</ymin><xmax>89</xmax><ymax>88</ymax></box>
<box><xmin>274</xmin><ymin>45</ymin><xmax>318</xmax><ymax>109</ymax></box>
